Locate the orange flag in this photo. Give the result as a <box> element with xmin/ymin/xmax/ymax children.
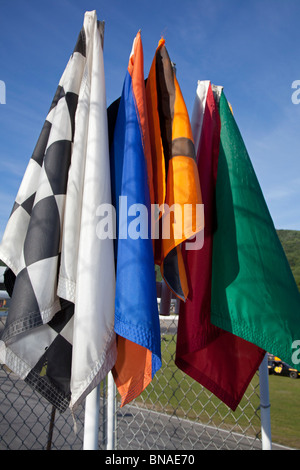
<box><xmin>146</xmin><ymin>38</ymin><xmax>203</xmax><ymax>300</ymax></box>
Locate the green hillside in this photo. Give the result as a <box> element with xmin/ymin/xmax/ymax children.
<box><xmin>277</xmin><ymin>229</ymin><xmax>300</xmax><ymax>291</ymax></box>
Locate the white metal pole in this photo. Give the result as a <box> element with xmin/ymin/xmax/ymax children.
<box><xmin>259</xmin><ymin>353</ymin><xmax>272</xmax><ymax>450</ymax></box>
<box><xmin>106</xmin><ymin>371</ymin><xmax>116</xmax><ymax>450</ymax></box>
<box><xmin>83</xmin><ymin>384</ymin><xmax>100</xmax><ymax>450</ymax></box>
<box><xmin>102</xmin><ymin>379</ymin><xmax>107</xmax><ymax>447</ymax></box>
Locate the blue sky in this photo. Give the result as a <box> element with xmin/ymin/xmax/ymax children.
<box><xmin>0</xmin><ymin>0</ymin><xmax>300</xmax><ymax>238</ymax></box>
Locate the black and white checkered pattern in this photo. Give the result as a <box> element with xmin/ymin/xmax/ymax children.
<box><xmin>0</xmin><ymin>24</ymin><xmax>87</xmax><ymax>413</ymax></box>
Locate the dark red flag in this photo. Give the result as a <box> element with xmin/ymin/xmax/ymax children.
<box><xmin>175</xmin><ymin>82</ymin><xmax>265</xmax><ymax>410</ymax></box>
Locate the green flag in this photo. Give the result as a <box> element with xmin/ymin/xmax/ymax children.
<box><xmin>211</xmin><ymin>91</ymin><xmax>300</xmax><ymax>371</ymax></box>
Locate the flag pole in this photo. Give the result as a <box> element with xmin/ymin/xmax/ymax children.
<box><xmin>106</xmin><ymin>371</ymin><xmax>116</xmax><ymax>450</ymax></box>
<box><xmin>259</xmin><ymin>353</ymin><xmax>272</xmax><ymax>450</ymax></box>
<box><xmin>83</xmin><ymin>384</ymin><xmax>100</xmax><ymax>450</ymax></box>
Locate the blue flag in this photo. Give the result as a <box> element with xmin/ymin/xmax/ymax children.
<box><xmin>110</xmin><ymin>32</ymin><xmax>161</xmax><ymax>406</ymax></box>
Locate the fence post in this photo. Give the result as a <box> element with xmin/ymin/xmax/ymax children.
<box><xmin>259</xmin><ymin>353</ymin><xmax>272</xmax><ymax>450</ymax></box>
<box><xmin>46</xmin><ymin>405</ymin><xmax>56</xmax><ymax>450</ymax></box>
<box><xmin>160</xmin><ymin>280</ymin><xmax>171</xmax><ymax>316</ymax></box>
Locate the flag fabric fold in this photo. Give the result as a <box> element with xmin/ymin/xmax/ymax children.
<box><xmin>110</xmin><ymin>32</ymin><xmax>161</xmax><ymax>406</ymax></box>
<box><xmin>145</xmin><ymin>38</ymin><xmax>203</xmax><ymax>301</ymax></box>
<box><xmin>210</xmin><ymin>87</ymin><xmax>300</xmax><ymax>373</ymax></box>
<box><xmin>0</xmin><ymin>10</ymin><xmax>116</xmax><ymax>412</ymax></box>
<box><xmin>175</xmin><ymin>81</ymin><xmax>265</xmax><ymax>411</ymax></box>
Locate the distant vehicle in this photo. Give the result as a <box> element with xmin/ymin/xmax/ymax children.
<box><xmin>268</xmin><ymin>354</ymin><xmax>300</xmax><ymax>379</ymax></box>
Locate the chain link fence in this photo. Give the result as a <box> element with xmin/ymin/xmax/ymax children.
<box><xmin>114</xmin><ymin>313</ymin><xmax>263</xmax><ymax>451</ymax></box>
<box><xmin>0</xmin><ymin>305</ymin><xmax>266</xmax><ymax>451</ymax></box>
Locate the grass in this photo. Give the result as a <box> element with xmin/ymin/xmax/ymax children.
<box><xmin>268</xmin><ymin>374</ymin><xmax>300</xmax><ymax>449</ymax></box>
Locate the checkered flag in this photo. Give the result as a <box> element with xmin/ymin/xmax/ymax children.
<box><xmin>0</xmin><ymin>11</ymin><xmax>116</xmax><ymax>413</ymax></box>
